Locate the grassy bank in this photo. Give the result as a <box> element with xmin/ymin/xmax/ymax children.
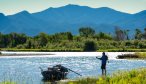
<box><xmin>1</xmin><ymin>48</ymin><xmax>146</xmax><ymax>52</ymax></box>
<box><xmin>65</xmin><ymin>68</ymin><xmax>146</xmax><ymax>84</ymax></box>
<box><xmin>0</xmin><ymin>48</ymin><xmax>82</xmax><ymax>52</ymax></box>
<box><xmin>0</xmin><ymin>81</ymin><xmax>16</xmax><ymax>84</ymax></box>
<box><xmin>116</xmin><ymin>52</ymin><xmax>146</xmax><ymax>59</ymax></box>
<box><xmin>135</xmin><ymin>52</ymin><xmax>146</xmax><ymax>58</ymax></box>
<box><xmin>99</xmin><ymin>49</ymin><xmax>146</xmax><ymax>52</ymax></box>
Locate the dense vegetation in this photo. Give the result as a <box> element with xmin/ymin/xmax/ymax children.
<box><xmin>1</xmin><ymin>27</ymin><xmax>146</xmax><ymax>51</ymax></box>
<box><xmin>66</xmin><ymin>68</ymin><xmax>146</xmax><ymax>84</ymax></box>
<box><xmin>116</xmin><ymin>52</ymin><xmax>146</xmax><ymax>59</ymax></box>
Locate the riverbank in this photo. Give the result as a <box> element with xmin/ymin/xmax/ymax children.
<box><xmin>0</xmin><ymin>51</ymin><xmax>135</xmax><ymax>59</ymax></box>
<box><xmin>0</xmin><ymin>48</ymin><xmax>82</xmax><ymax>52</ymax></box>
<box><xmin>64</xmin><ymin>68</ymin><xmax>146</xmax><ymax>84</ymax></box>
<box><xmin>1</xmin><ymin>51</ymin><xmax>146</xmax><ymax>60</ymax></box>
<box><xmin>1</xmin><ymin>48</ymin><xmax>146</xmax><ymax>52</ymax></box>
<box><xmin>116</xmin><ymin>52</ymin><xmax>146</xmax><ymax>59</ymax></box>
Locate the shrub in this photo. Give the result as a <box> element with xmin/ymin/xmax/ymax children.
<box><xmin>83</xmin><ymin>41</ymin><xmax>97</xmax><ymax>51</ymax></box>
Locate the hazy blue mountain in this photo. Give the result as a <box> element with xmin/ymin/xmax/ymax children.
<box><xmin>0</xmin><ymin>13</ymin><xmax>13</xmax><ymax>33</ymax></box>
<box><xmin>0</xmin><ymin>13</ymin><xmax>7</xmax><ymax>27</ymax></box>
<box><xmin>118</xmin><ymin>10</ymin><xmax>146</xmax><ymax>29</ymax></box>
<box><xmin>7</xmin><ymin>11</ymin><xmax>51</xmax><ymax>35</ymax></box>
<box><xmin>33</xmin><ymin>4</ymin><xmax>131</xmax><ymax>24</ymax></box>
<box><xmin>0</xmin><ymin>4</ymin><xmax>146</xmax><ymax>35</ymax></box>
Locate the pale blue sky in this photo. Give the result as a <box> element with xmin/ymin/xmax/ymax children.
<box><xmin>0</xmin><ymin>0</ymin><xmax>146</xmax><ymax>15</ymax></box>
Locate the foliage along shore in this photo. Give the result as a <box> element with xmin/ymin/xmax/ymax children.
<box><xmin>116</xmin><ymin>52</ymin><xmax>146</xmax><ymax>59</ymax></box>
<box><xmin>63</xmin><ymin>68</ymin><xmax>146</xmax><ymax>84</ymax></box>
<box><xmin>2</xmin><ymin>48</ymin><xmax>146</xmax><ymax>52</ymax></box>
<box><xmin>1</xmin><ymin>27</ymin><xmax>146</xmax><ymax>52</ymax></box>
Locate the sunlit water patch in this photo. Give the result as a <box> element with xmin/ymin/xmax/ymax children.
<box><xmin>0</xmin><ymin>54</ymin><xmax>146</xmax><ymax>84</ymax></box>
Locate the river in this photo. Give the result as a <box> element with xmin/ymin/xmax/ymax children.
<box><xmin>0</xmin><ymin>52</ymin><xmax>146</xmax><ymax>84</ymax></box>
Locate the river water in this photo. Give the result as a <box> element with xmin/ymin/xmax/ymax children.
<box><xmin>0</xmin><ymin>52</ymin><xmax>146</xmax><ymax>84</ymax></box>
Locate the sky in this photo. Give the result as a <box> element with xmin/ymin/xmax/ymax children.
<box><xmin>0</xmin><ymin>0</ymin><xmax>146</xmax><ymax>15</ymax></box>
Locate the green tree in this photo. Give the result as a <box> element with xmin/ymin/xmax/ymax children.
<box><xmin>124</xmin><ymin>29</ymin><xmax>130</xmax><ymax>40</ymax></box>
<box><xmin>95</xmin><ymin>32</ymin><xmax>112</xmax><ymax>40</ymax></box>
<box><xmin>25</xmin><ymin>38</ymin><xmax>33</xmax><ymax>49</ymax></box>
<box><xmin>50</xmin><ymin>32</ymin><xmax>73</xmax><ymax>42</ymax></box>
<box><xmin>135</xmin><ymin>28</ymin><xmax>142</xmax><ymax>40</ymax></box>
<box><xmin>66</xmin><ymin>32</ymin><xmax>73</xmax><ymax>41</ymax></box>
<box><xmin>114</xmin><ymin>27</ymin><xmax>126</xmax><ymax>41</ymax></box>
<box><xmin>0</xmin><ymin>32</ymin><xmax>5</xmax><ymax>48</ymax></box>
<box><xmin>36</xmin><ymin>32</ymin><xmax>48</xmax><ymax>47</ymax></box>
<box><xmin>143</xmin><ymin>28</ymin><xmax>146</xmax><ymax>39</ymax></box>
<box><xmin>83</xmin><ymin>41</ymin><xmax>97</xmax><ymax>51</ymax></box>
<box><xmin>79</xmin><ymin>27</ymin><xmax>95</xmax><ymax>37</ymax></box>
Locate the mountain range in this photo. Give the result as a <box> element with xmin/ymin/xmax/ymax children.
<box><xmin>0</xmin><ymin>4</ymin><xmax>146</xmax><ymax>35</ymax></box>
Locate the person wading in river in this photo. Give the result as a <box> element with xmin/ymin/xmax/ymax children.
<box><xmin>96</xmin><ymin>52</ymin><xmax>108</xmax><ymax>75</ymax></box>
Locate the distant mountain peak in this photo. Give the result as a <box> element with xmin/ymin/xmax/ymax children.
<box><xmin>0</xmin><ymin>13</ymin><xmax>8</xmax><ymax>23</ymax></box>
<box><xmin>58</xmin><ymin>4</ymin><xmax>92</xmax><ymax>9</ymax></box>
<box><xmin>61</xmin><ymin>4</ymin><xmax>116</xmax><ymax>11</ymax></box>
<box><xmin>19</xmin><ymin>10</ymin><xmax>30</xmax><ymax>14</ymax></box>
<box><xmin>97</xmin><ymin>7</ymin><xmax>115</xmax><ymax>10</ymax></box>
<box><xmin>95</xmin><ymin>7</ymin><xmax>131</xmax><ymax>15</ymax></box>
<box><xmin>0</xmin><ymin>13</ymin><xmax>5</xmax><ymax>17</ymax></box>
<box><xmin>1</xmin><ymin>4</ymin><xmax>146</xmax><ymax>36</ymax></box>
<box><xmin>38</xmin><ymin>4</ymin><xmax>93</xmax><ymax>14</ymax></box>
<box><xmin>13</xmin><ymin>10</ymin><xmax>30</xmax><ymax>16</ymax></box>
<box><xmin>46</xmin><ymin>4</ymin><xmax>82</xmax><ymax>10</ymax></box>
<box><xmin>65</xmin><ymin>4</ymin><xmax>80</xmax><ymax>7</ymax></box>
<box><xmin>135</xmin><ymin>10</ymin><xmax>146</xmax><ymax>15</ymax></box>
<box><xmin>0</xmin><ymin>13</ymin><xmax>7</xmax><ymax>20</ymax></box>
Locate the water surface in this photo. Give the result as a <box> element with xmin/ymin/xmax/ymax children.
<box><xmin>0</xmin><ymin>53</ymin><xmax>146</xmax><ymax>84</ymax></box>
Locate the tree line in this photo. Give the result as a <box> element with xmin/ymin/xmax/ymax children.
<box><xmin>0</xmin><ymin>27</ymin><xmax>146</xmax><ymax>51</ymax></box>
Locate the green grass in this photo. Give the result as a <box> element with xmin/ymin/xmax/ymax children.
<box><xmin>135</xmin><ymin>52</ymin><xmax>146</xmax><ymax>59</ymax></box>
<box><xmin>0</xmin><ymin>81</ymin><xmax>16</xmax><ymax>84</ymax></box>
<box><xmin>98</xmin><ymin>49</ymin><xmax>146</xmax><ymax>52</ymax></box>
<box><xmin>2</xmin><ymin>48</ymin><xmax>146</xmax><ymax>52</ymax></box>
<box><xmin>0</xmin><ymin>48</ymin><xmax>82</xmax><ymax>52</ymax></box>
<box><xmin>65</xmin><ymin>68</ymin><xmax>146</xmax><ymax>84</ymax></box>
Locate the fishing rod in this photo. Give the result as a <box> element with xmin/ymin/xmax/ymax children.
<box><xmin>39</xmin><ymin>67</ymin><xmax>43</xmax><ymax>72</ymax></box>
<box><xmin>66</xmin><ymin>68</ymin><xmax>82</xmax><ymax>76</ymax></box>
<box><xmin>58</xmin><ymin>65</ymin><xmax>82</xmax><ymax>76</ymax></box>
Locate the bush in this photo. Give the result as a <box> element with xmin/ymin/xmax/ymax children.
<box><xmin>83</xmin><ymin>41</ymin><xmax>97</xmax><ymax>51</ymax></box>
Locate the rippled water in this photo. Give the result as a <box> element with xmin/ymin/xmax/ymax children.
<box><xmin>0</xmin><ymin>55</ymin><xmax>146</xmax><ymax>84</ymax></box>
